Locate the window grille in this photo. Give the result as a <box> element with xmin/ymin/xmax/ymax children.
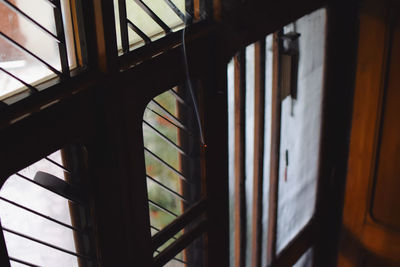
<box><xmin>143</xmin><ymin>86</ymin><xmax>205</xmax><ymax>266</ymax></box>
<box><xmin>0</xmin><ymin>0</ymin><xmax>82</xmax><ymax>104</ymax></box>
<box><xmin>0</xmin><ymin>147</ymin><xmax>97</xmax><ymax>267</ymax></box>
<box><xmin>114</xmin><ymin>0</ymin><xmax>210</xmax><ymax>55</ymax></box>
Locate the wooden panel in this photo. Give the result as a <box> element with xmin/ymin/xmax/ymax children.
<box><xmin>338</xmin><ymin>0</ymin><xmax>400</xmax><ymax>266</ymax></box>
<box><xmin>251</xmin><ymin>40</ymin><xmax>266</xmax><ymax>267</ymax></box>
<box><xmin>371</xmin><ymin>16</ymin><xmax>400</xmax><ymax>229</ymax></box>
<box><xmin>267</xmin><ymin>31</ymin><xmax>281</xmax><ymax>265</ymax></box>
<box><xmin>234</xmin><ymin>50</ymin><xmax>246</xmax><ymax>267</ymax></box>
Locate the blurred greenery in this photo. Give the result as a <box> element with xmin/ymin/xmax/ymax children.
<box><xmin>143</xmin><ymin>90</ymin><xmax>183</xmax><ymax>231</ymax></box>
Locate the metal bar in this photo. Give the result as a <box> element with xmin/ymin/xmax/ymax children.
<box><xmin>118</xmin><ymin>0</ymin><xmax>130</xmax><ymax>53</ymax></box>
<box><xmin>9</xmin><ymin>257</ymin><xmax>42</xmax><ymax>267</ymax></box>
<box><xmin>0</xmin><ymin>196</ymin><xmax>83</xmax><ymax>233</ymax></box>
<box><xmin>15</xmin><ymin>173</ymin><xmax>84</xmax><ymax>205</ymax></box>
<box><xmin>0</xmin><ymin>0</ymin><xmax>61</xmax><ymax>42</ymax></box>
<box><xmin>33</xmin><ymin>171</ymin><xmax>85</xmax><ymax>205</ymax></box>
<box><xmin>153</xmin><ymin>219</ymin><xmax>207</xmax><ymax>267</ymax></box>
<box><xmin>45</xmin><ymin>157</ymin><xmax>71</xmax><ymax>173</ymax></box>
<box><xmin>146</xmin><ymin>107</ymin><xmax>192</xmax><ymax>136</ymax></box>
<box><xmin>162</xmin><ymin>0</ymin><xmax>186</xmax><ymax>22</ymax></box>
<box><xmin>146</xmin><ymin>175</ymin><xmax>188</xmax><ymax>203</ymax></box>
<box><xmin>2</xmin><ymin>227</ymin><xmax>92</xmax><ymax>260</ymax></box>
<box><xmin>127</xmin><ymin>19</ymin><xmax>151</xmax><ymax>44</ymax></box>
<box><xmin>169</xmin><ymin>88</ymin><xmax>191</xmax><ymax>109</ymax></box>
<box><xmin>132</xmin><ymin>0</ymin><xmax>171</xmax><ymax>34</ymax></box>
<box><xmin>234</xmin><ymin>50</ymin><xmax>246</xmax><ymax>267</ymax></box>
<box><xmin>152</xmin><ymin>198</ymin><xmax>206</xmax><ymax>250</ymax></box>
<box><xmin>0</xmin><ymin>67</ymin><xmax>38</xmax><ymax>93</ymax></box>
<box><xmin>251</xmin><ymin>39</ymin><xmax>266</xmax><ymax>267</ymax></box>
<box><xmin>52</xmin><ymin>0</ymin><xmax>70</xmax><ymax>78</ymax></box>
<box><xmin>143</xmin><ymin>120</ymin><xmax>188</xmax><ymax>157</ymax></box>
<box><xmin>144</xmin><ymin>148</ymin><xmax>188</xmax><ymax>182</ymax></box>
<box><xmin>148</xmin><ymin>199</ymin><xmax>179</xmax><ymax>218</ymax></box>
<box><xmin>150</xmin><ymin>100</ymin><xmax>189</xmax><ymax>132</ymax></box>
<box><xmin>267</xmin><ymin>31</ymin><xmax>283</xmax><ymax>264</ymax></box>
<box><xmin>0</xmin><ymin>32</ymin><xmax>62</xmax><ymax>76</ymax></box>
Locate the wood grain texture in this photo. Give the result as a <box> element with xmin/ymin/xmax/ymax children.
<box><xmin>267</xmin><ymin>32</ymin><xmax>281</xmax><ymax>265</ymax></box>
<box><xmin>371</xmin><ymin>14</ymin><xmax>400</xmax><ymax>230</ymax></box>
<box><xmin>339</xmin><ymin>0</ymin><xmax>400</xmax><ymax>265</ymax></box>
<box><xmin>251</xmin><ymin>40</ymin><xmax>266</xmax><ymax>267</ymax></box>
<box><xmin>234</xmin><ymin>50</ymin><xmax>247</xmax><ymax>267</ymax></box>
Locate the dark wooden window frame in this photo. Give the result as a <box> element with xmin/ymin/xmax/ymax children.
<box><xmin>0</xmin><ymin>0</ymin><xmax>359</xmax><ymax>266</ymax></box>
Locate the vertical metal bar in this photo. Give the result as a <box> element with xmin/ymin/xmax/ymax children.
<box><xmin>53</xmin><ymin>0</ymin><xmax>70</xmax><ymax>78</ymax></box>
<box><xmin>234</xmin><ymin>50</ymin><xmax>246</xmax><ymax>267</ymax></box>
<box><xmin>251</xmin><ymin>39</ymin><xmax>266</xmax><ymax>267</ymax></box>
<box><xmin>267</xmin><ymin>31</ymin><xmax>283</xmax><ymax>265</ymax></box>
<box><xmin>0</xmin><ymin>221</ymin><xmax>11</xmax><ymax>267</ymax></box>
<box><xmin>118</xmin><ymin>0</ymin><xmax>129</xmax><ymax>54</ymax></box>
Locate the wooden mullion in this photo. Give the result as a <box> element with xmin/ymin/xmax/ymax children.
<box><xmin>92</xmin><ymin>0</ymin><xmax>118</xmax><ymax>72</ymax></box>
<box><xmin>267</xmin><ymin>31</ymin><xmax>282</xmax><ymax>265</ymax></box>
<box><xmin>234</xmin><ymin>49</ymin><xmax>246</xmax><ymax>267</ymax></box>
<box><xmin>251</xmin><ymin>39</ymin><xmax>266</xmax><ymax>267</ymax></box>
<box><xmin>313</xmin><ymin>2</ymin><xmax>359</xmax><ymax>266</ymax></box>
<box><xmin>271</xmin><ymin>220</ymin><xmax>315</xmax><ymax>267</ymax></box>
<box><xmin>152</xmin><ymin>199</ymin><xmax>207</xmax><ymax>250</ymax></box>
<box><xmin>202</xmin><ymin>38</ymin><xmax>230</xmax><ymax>267</ymax></box>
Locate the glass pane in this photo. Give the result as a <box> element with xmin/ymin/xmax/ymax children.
<box><xmin>0</xmin><ymin>0</ymin><xmax>77</xmax><ymax>100</ymax></box>
<box><xmin>144</xmin><ymin>88</ymin><xmax>202</xmax><ymax>234</ymax></box>
<box><xmin>114</xmin><ymin>0</ymin><xmax>186</xmax><ymax>53</ymax></box>
<box><xmin>227</xmin><ymin>57</ymin><xmax>235</xmax><ymax>267</ymax></box>
<box><xmin>142</xmin><ymin>0</ymin><xmax>184</xmax><ymax>29</ymax></box>
<box><xmin>261</xmin><ymin>33</ymin><xmax>273</xmax><ymax>267</ymax></box>
<box><xmin>245</xmin><ymin>43</ymin><xmax>255</xmax><ymax>267</ymax></box>
<box><xmin>276</xmin><ymin>8</ymin><xmax>326</xmax><ymax>253</ymax></box>
<box><xmin>0</xmin><ymin>150</ymin><xmax>80</xmax><ymax>266</ymax></box>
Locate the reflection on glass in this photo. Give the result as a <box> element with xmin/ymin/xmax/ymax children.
<box><xmin>0</xmin><ymin>0</ymin><xmax>77</xmax><ymax>100</ymax></box>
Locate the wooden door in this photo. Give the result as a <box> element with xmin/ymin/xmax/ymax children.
<box><xmin>339</xmin><ymin>0</ymin><xmax>400</xmax><ymax>266</ymax></box>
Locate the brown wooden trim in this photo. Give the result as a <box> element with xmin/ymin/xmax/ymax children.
<box><xmin>271</xmin><ymin>220</ymin><xmax>315</xmax><ymax>267</ymax></box>
<box><xmin>153</xmin><ymin>218</ymin><xmax>207</xmax><ymax>267</ymax></box>
<box><xmin>152</xmin><ymin>199</ymin><xmax>207</xmax><ymax>250</ymax></box>
<box><xmin>234</xmin><ymin>50</ymin><xmax>246</xmax><ymax>267</ymax></box>
<box><xmin>218</xmin><ymin>0</ymin><xmax>326</xmax><ymax>62</ymax></box>
<box><xmin>267</xmin><ymin>31</ymin><xmax>282</xmax><ymax>264</ymax></box>
<box><xmin>313</xmin><ymin>1</ymin><xmax>359</xmax><ymax>266</ymax></box>
<box><xmin>251</xmin><ymin>39</ymin><xmax>266</xmax><ymax>267</ymax></box>
<box><xmin>202</xmin><ymin>38</ymin><xmax>230</xmax><ymax>267</ymax></box>
<box><xmin>92</xmin><ymin>0</ymin><xmax>118</xmax><ymax>72</ymax></box>
<box><xmin>0</xmin><ymin>87</ymin><xmax>96</xmax><ymax>182</ymax></box>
